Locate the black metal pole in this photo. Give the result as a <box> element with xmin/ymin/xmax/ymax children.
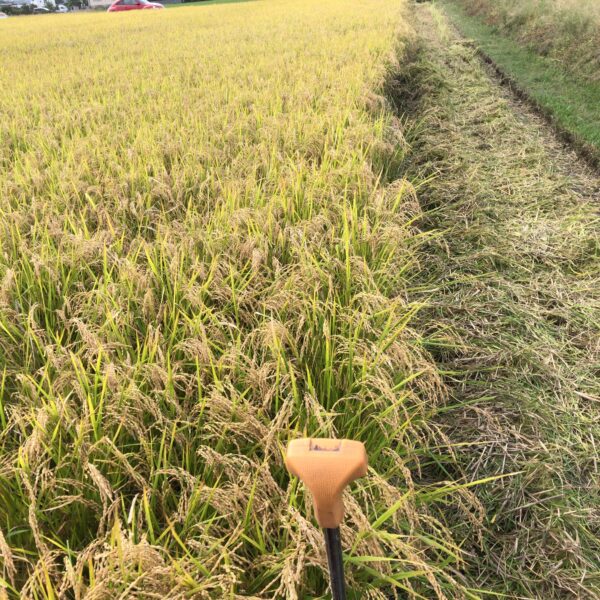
<box><xmin>323</xmin><ymin>527</ymin><xmax>346</xmax><ymax>600</ymax></box>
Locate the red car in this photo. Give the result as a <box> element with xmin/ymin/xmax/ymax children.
<box><xmin>108</xmin><ymin>0</ymin><xmax>163</xmax><ymax>11</ymax></box>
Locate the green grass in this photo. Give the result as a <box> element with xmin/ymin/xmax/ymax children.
<box><xmin>440</xmin><ymin>0</ymin><xmax>600</xmax><ymax>150</ymax></box>
<box><xmin>165</xmin><ymin>0</ymin><xmax>252</xmax><ymax>9</ymax></box>
<box><xmin>446</xmin><ymin>0</ymin><xmax>600</xmax><ymax>83</ymax></box>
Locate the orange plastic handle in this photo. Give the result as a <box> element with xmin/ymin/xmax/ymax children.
<box><xmin>285</xmin><ymin>438</ymin><xmax>368</xmax><ymax>528</ymax></box>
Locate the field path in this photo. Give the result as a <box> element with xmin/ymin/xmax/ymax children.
<box><xmin>403</xmin><ymin>4</ymin><xmax>600</xmax><ymax>597</ymax></box>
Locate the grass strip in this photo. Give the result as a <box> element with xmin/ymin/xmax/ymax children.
<box><xmin>165</xmin><ymin>0</ymin><xmax>253</xmax><ymax>9</ymax></box>
<box><xmin>439</xmin><ymin>0</ymin><xmax>600</xmax><ymax>157</ymax></box>
<box><xmin>444</xmin><ymin>0</ymin><xmax>600</xmax><ymax>85</ymax></box>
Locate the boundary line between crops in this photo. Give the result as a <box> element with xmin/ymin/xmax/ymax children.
<box><xmin>439</xmin><ymin>4</ymin><xmax>600</xmax><ymax>174</ymax></box>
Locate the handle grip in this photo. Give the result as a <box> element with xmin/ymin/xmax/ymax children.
<box><xmin>285</xmin><ymin>438</ymin><xmax>368</xmax><ymax>528</ymax></box>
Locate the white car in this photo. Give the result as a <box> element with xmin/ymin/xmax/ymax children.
<box><xmin>0</xmin><ymin>10</ymin><xmax>8</xmax><ymax>16</ymax></box>
<box><xmin>56</xmin><ymin>4</ymin><xmax>67</xmax><ymax>11</ymax></box>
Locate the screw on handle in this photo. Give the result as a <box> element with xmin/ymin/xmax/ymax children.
<box><xmin>285</xmin><ymin>438</ymin><xmax>368</xmax><ymax>528</ymax></box>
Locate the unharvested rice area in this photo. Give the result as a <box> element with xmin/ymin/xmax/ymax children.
<box><xmin>0</xmin><ymin>2</ymin><xmax>476</xmax><ymax>598</ymax></box>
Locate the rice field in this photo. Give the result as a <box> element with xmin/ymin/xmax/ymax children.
<box><xmin>0</xmin><ymin>2</ymin><xmax>480</xmax><ymax>597</ymax></box>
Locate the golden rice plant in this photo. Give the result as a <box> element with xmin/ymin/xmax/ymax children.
<box><xmin>0</xmin><ymin>1</ymin><xmax>481</xmax><ymax>597</ymax></box>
